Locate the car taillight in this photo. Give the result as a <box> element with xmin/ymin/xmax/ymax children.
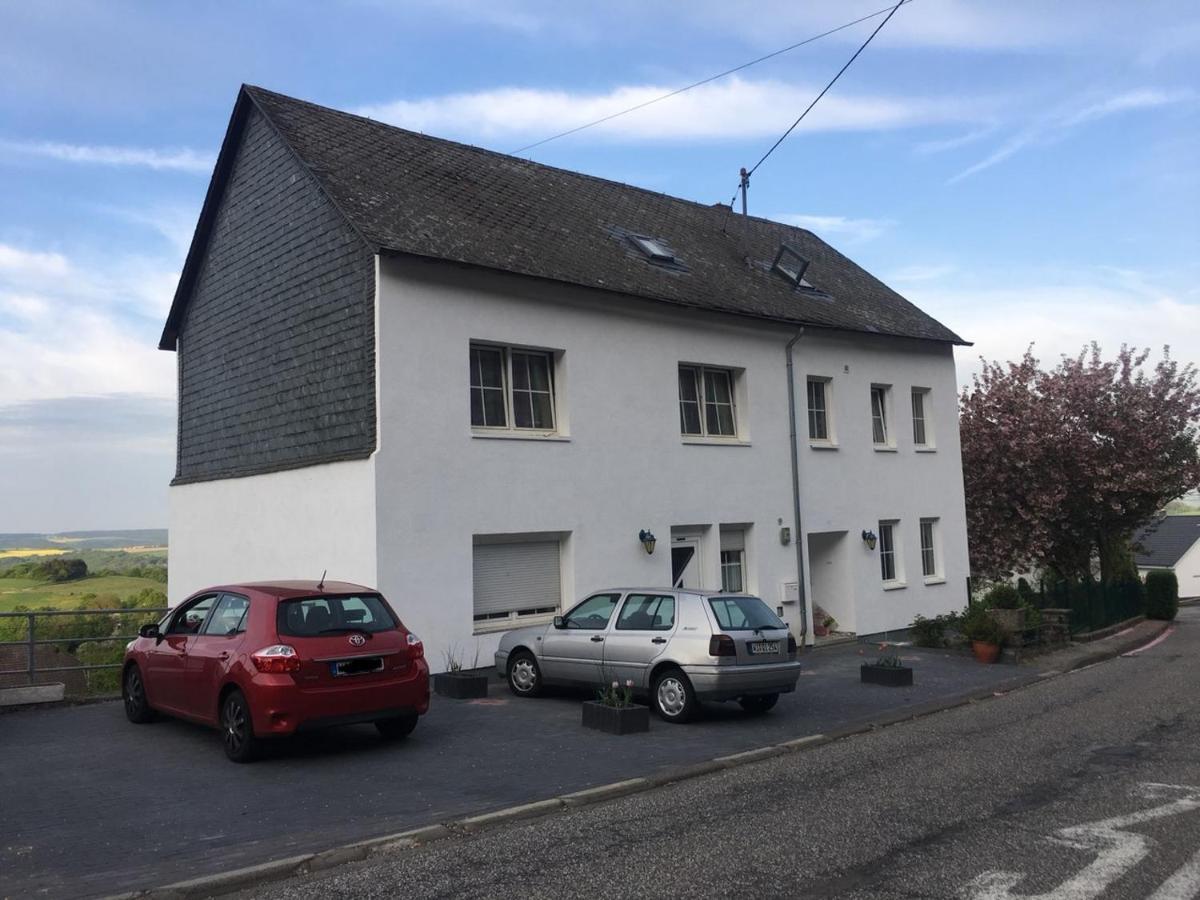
<box><xmin>406</xmin><ymin>632</ymin><xmax>424</xmax><ymax>660</ymax></box>
<box><xmin>787</xmin><ymin>633</ymin><xmax>798</xmax><ymax>655</ymax></box>
<box><xmin>709</xmin><ymin>634</ymin><xmax>736</xmax><ymax>657</ymax></box>
<box><xmin>252</xmin><ymin>645</ymin><xmax>301</xmax><ymax>674</ymax></box>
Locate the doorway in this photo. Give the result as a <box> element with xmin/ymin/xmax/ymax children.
<box><xmin>807</xmin><ymin>530</ymin><xmax>854</xmax><ymax>635</ymax></box>
<box><xmin>671</xmin><ymin>537</ymin><xmax>702</xmax><ymax>589</ymax></box>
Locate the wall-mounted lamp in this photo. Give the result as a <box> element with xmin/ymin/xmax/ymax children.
<box><xmin>638</xmin><ymin>529</ymin><xmax>657</xmax><ymax>555</ymax></box>
<box><xmin>861</xmin><ymin>529</ymin><xmax>878</xmax><ymax>551</ymax></box>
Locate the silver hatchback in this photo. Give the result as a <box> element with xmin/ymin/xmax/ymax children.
<box><xmin>494</xmin><ymin>589</ymin><xmax>801</xmax><ymax>722</ymax></box>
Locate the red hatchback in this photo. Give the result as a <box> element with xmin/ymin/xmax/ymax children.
<box><xmin>121</xmin><ymin>581</ymin><xmax>430</xmax><ymax>762</ymax></box>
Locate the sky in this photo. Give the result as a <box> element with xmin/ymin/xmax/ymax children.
<box><xmin>0</xmin><ymin>0</ymin><xmax>1197</xmax><ymax>532</ymax></box>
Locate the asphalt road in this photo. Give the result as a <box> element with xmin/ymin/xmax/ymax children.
<box><xmin>238</xmin><ymin>608</ymin><xmax>1200</xmax><ymax>900</ymax></box>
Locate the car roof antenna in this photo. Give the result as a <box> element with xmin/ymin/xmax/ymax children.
<box><xmin>317</xmin><ymin>569</ymin><xmax>326</xmax><ymax>591</ymax></box>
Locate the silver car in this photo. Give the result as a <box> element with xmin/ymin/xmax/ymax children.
<box><xmin>494</xmin><ymin>589</ymin><xmax>801</xmax><ymax>722</ymax></box>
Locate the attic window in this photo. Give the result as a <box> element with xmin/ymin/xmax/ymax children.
<box><xmin>630</xmin><ymin>235</ymin><xmax>676</xmax><ymax>263</ymax></box>
<box><xmin>772</xmin><ymin>244</ymin><xmax>810</xmax><ymax>286</ymax></box>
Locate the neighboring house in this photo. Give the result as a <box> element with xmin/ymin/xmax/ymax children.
<box><xmin>160</xmin><ymin>85</ymin><xmax>972</xmax><ymax>666</ymax></box>
<box><xmin>1135</xmin><ymin>516</ymin><xmax>1200</xmax><ymax>599</ymax></box>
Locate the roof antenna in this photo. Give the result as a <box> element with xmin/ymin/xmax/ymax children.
<box><xmin>317</xmin><ymin>569</ymin><xmax>326</xmax><ymax>591</ymax></box>
<box><xmin>739</xmin><ymin>168</ymin><xmax>751</xmax><ymax>216</ymax></box>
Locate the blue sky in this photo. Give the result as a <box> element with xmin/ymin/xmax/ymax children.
<box><xmin>0</xmin><ymin>0</ymin><xmax>1197</xmax><ymax>532</ymax></box>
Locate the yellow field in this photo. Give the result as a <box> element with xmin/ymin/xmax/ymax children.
<box><xmin>0</xmin><ymin>548</ymin><xmax>67</xmax><ymax>559</ymax></box>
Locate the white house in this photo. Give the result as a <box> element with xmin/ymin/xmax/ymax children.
<box><xmin>1135</xmin><ymin>516</ymin><xmax>1200</xmax><ymax>599</ymax></box>
<box><xmin>160</xmin><ymin>85</ymin><xmax>972</xmax><ymax>668</ymax></box>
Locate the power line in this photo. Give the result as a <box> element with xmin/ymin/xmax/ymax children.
<box><xmin>730</xmin><ymin>0</ymin><xmax>907</xmax><ymax>210</ymax></box>
<box><xmin>509</xmin><ymin>1</ymin><xmax>914</xmax><ymax>156</ymax></box>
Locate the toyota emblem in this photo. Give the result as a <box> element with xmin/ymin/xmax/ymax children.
<box><xmin>348</xmin><ymin>633</ymin><xmax>366</xmax><ymax>647</ymax></box>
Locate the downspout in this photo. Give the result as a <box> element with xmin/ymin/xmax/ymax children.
<box><xmin>785</xmin><ymin>329</ymin><xmax>811</xmax><ymax>646</ymax></box>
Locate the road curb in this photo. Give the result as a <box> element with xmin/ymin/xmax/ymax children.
<box><xmin>115</xmin><ymin>620</ymin><xmax>1179</xmax><ymax>899</ymax></box>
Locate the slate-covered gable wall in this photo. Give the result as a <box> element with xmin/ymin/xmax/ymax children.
<box><xmin>174</xmin><ymin>107</ymin><xmax>376</xmax><ymax>483</ymax></box>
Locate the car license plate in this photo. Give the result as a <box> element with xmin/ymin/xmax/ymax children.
<box><xmin>749</xmin><ymin>641</ymin><xmax>779</xmax><ymax>655</ymax></box>
<box><xmin>331</xmin><ymin>657</ymin><xmax>384</xmax><ymax>677</ymax></box>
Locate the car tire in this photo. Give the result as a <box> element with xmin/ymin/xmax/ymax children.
<box><xmin>221</xmin><ymin>689</ymin><xmax>261</xmax><ymax>763</ymax></box>
<box><xmin>738</xmin><ymin>693</ymin><xmax>780</xmax><ymax>715</ymax></box>
<box><xmin>652</xmin><ymin>668</ymin><xmax>697</xmax><ymax>723</ymax></box>
<box><xmin>122</xmin><ymin>664</ymin><xmax>156</xmax><ymax>724</ymax></box>
<box><xmin>507</xmin><ymin>650</ymin><xmax>543</xmax><ymax>698</ymax></box>
<box><xmin>376</xmin><ymin>714</ymin><xmax>418</xmax><ymax>740</ymax></box>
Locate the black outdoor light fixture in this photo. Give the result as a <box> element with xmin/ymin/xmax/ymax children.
<box><xmin>861</xmin><ymin>529</ymin><xmax>878</xmax><ymax>550</ymax></box>
<box><xmin>639</xmin><ymin>529</ymin><xmax>657</xmax><ymax>555</ymax></box>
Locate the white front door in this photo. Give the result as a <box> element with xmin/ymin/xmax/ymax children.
<box><xmin>671</xmin><ymin>537</ymin><xmax>702</xmax><ymax>589</ymax></box>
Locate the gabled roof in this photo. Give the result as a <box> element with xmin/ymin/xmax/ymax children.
<box><xmin>160</xmin><ymin>84</ymin><xmax>968</xmax><ymax>350</ymax></box>
<box><xmin>1134</xmin><ymin>516</ymin><xmax>1200</xmax><ymax>568</ymax></box>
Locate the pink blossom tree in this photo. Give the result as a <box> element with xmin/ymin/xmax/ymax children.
<box><xmin>960</xmin><ymin>345</ymin><xmax>1200</xmax><ymax>582</ymax></box>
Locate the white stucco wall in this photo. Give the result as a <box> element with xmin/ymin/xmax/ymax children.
<box><xmin>374</xmin><ymin>256</ymin><xmax>802</xmax><ymax>667</ymax></box>
<box><xmin>1140</xmin><ymin>539</ymin><xmax>1200</xmax><ymax>600</ymax></box>
<box><xmin>795</xmin><ymin>332</ymin><xmax>970</xmax><ymax>635</ymax></box>
<box><xmin>167</xmin><ymin>459</ymin><xmax>378</xmax><ymax>606</ymax></box>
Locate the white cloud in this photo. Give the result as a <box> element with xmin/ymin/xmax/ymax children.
<box><xmin>772</xmin><ymin>213</ymin><xmax>893</xmax><ymax>243</ymax></box>
<box><xmin>358</xmin><ymin>75</ymin><xmax>985</xmax><ymax>145</ymax></box>
<box><xmin>887</xmin><ymin>263</ymin><xmax>957</xmax><ymax>282</ymax></box>
<box><xmin>0</xmin><ymin>138</ymin><xmax>213</xmax><ymax>173</ymax></box>
<box><xmin>0</xmin><ymin>243</ymin><xmax>69</xmax><ymax>277</ymax></box>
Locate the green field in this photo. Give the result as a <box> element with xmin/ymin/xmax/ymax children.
<box><xmin>0</xmin><ymin>575</ymin><xmax>166</xmax><ymax>612</ymax></box>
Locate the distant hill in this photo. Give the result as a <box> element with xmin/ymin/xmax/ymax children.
<box><xmin>0</xmin><ymin>529</ymin><xmax>168</xmax><ymax>551</ymax></box>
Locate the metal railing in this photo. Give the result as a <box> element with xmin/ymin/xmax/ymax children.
<box><xmin>0</xmin><ymin>606</ymin><xmax>167</xmax><ymax>695</ymax></box>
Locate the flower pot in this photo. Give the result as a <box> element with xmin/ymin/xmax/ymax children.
<box><xmin>433</xmin><ymin>672</ymin><xmax>490</xmax><ymax>699</ymax></box>
<box><xmin>860</xmin><ymin>664</ymin><xmax>913</xmax><ymax>687</ymax></box>
<box><xmin>971</xmin><ymin>640</ymin><xmax>1001</xmax><ymax>664</ymax></box>
<box><xmin>581</xmin><ymin>700</ymin><xmax>650</xmax><ymax>735</ymax></box>
<box><xmin>813</xmin><ymin>624</ymin><xmax>829</xmax><ymax>637</ymax></box>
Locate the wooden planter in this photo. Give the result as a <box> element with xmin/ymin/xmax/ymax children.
<box><xmin>860</xmin><ymin>664</ymin><xmax>913</xmax><ymax>687</ymax></box>
<box><xmin>433</xmin><ymin>672</ymin><xmax>490</xmax><ymax>699</ymax></box>
<box><xmin>971</xmin><ymin>640</ymin><xmax>1002</xmax><ymax>664</ymax></box>
<box><xmin>581</xmin><ymin>701</ymin><xmax>650</xmax><ymax>735</ymax></box>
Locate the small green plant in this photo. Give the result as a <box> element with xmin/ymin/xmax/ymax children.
<box><xmin>909</xmin><ymin>612</ymin><xmax>958</xmax><ymax>648</ymax></box>
<box><xmin>596</xmin><ymin>679</ymin><xmax>635</xmax><ymax>708</ymax></box>
<box><xmin>1145</xmin><ymin>570</ymin><xmax>1179</xmax><ymax>621</ymax></box>
<box><xmin>873</xmin><ymin>642</ymin><xmax>903</xmax><ymax>667</ymax></box>
<box><xmin>442</xmin><ymin>643</ymin><xmax>480</xmax><ymax>673</ymax></box>
<box><xmin>983</xmin><ymin>583</ymin><xmax>1022</xmax><ymax>610</ymax></box>
<box><xmin>960</xmin><ymin>604</ymin><xmax>1005</xmax><ymax>646</ymax></box>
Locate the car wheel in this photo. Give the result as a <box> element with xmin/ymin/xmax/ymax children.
<box><xmin>122</xmin><ymin>664</ymin><xmax>156</xmax><ymax>724</ymax></box>
<box><xmin>652</xmin><ymin>668</ymin><xmax>696</xmax><ymax>723</ymax></box>
<box><xmin>738</xmin><ymin>693</ymin><xmax>780</xmax><ymax>715</ymax></box>
<box><xmin>376</xmin><ymin>714</ymin><xmax>418</xmax><ymax>740</ymax></box>
<box><xmin>507</xmin><ymin>650</ymin><xmax>543</xmax><ymax>698</ymax></box>
<box><xmin>221</xmin><ymin>689</ymin><xmax>261</xmax><ymax>763</ymax></box>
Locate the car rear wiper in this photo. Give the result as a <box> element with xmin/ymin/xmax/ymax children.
<box><xmin>316</xmin><ymin>627</ymin><xmax>373</xmax><ymax>639</ymax></box>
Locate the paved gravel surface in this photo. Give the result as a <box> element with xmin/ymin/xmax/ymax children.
<box><xmin>229</xmin><ymin>609</ymin><xmax>1199</xmax><ymax>900</ymax></box>
<box><xmin>0</xmin><ymin>634</ymin><xmax>1024</xmax><ymax>899</ymax></box>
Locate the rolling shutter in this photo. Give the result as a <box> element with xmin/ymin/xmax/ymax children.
<box><xmin>473</xmin><ymin>540</ymin><xmax>561</xmax><ymax>618</ymax></box>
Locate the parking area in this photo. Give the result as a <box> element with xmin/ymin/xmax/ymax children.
<box><xmin>0</xmin><ymin>641</ymin><xmax>1025</xmax><ymax>899</ymax></box>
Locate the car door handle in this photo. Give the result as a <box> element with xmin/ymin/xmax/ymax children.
<box><xmin>590</xmin><ymin>636</ymin><xmax>604</xmax><ymax>643</ymax></box>
<box><xmin>218</xmin><ymin>652</ymin><xmax>230</xmax><ymax>660</ymax></box>
<box><xmin>651</xmin><ymin>637</ymin><xmax>667</xmax><ymax>644</ymax></box>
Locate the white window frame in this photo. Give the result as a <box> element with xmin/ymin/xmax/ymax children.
<box><xmin>920</xmin><ymin>518</ymin><xmax>943</xmax><ymax>582</ymax></box>
<box><xmin>878</xmin><ymin>520</ymin><xmax>904</xmax><ymax>588</ymax></box>
<box><xmin>470</xmin><ymin>343</ymin><xmax>558</xmax><ymax>435</ymax></box>
<box><xmin>807</xmin><ymin>377</ymin><xmax>834</xmax><ymax>445</ymax></box>
<box><xmin>871</xmin><ymin>384</ymin><xmax>894</xmax><ymax>449</ymax></box>
<box><xmin>912</xmin><ymin>387</ymin><xmax>934</xmax><ymax>449</ymax></box>
<box><xmin>679</xmin><ymin>364</ymin><xmax>739</xmax><ymax>439</ymax></box>
<box><xmin>471</xmin><ymin>535</ymin><xmax>564</xmax><ymax>632</ymax></box>
<box><xmin>719</xmin><ymin>549</ymin><xmax>745</xmax><ymax>593</ymax></box>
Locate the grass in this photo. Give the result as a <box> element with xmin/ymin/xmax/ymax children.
<box><xmin>0</xmin><ymin>548</ymin><xmax>67</xmax><ymax>559</ymax></box>
<box><xmin>0</xmin><ymin>575</ymin><xmax>165</xmax><ymax>612</ymax></box>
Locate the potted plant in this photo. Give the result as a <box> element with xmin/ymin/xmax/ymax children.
<box><xmin>813</xmin><ymin>605</ymin><xmax>833</xmax><ymax>637</ymax></box>
<box><xmin>983</xmin><ymin>583</ymin><xmax>1026</xmax><ymax>638</ymax></box>
<box><xmin>960</xmin><ymin>605</ymin><xmax>1005</xmax><ymax>664</ymax></box>
<box><xmin>582</xmin><ymin>679</ymin><xmax>650</xmax><ymax>735</ymax></box>
<box><xmin>433</xmin><ymin>645</ymin><xmax>489</xmax><ymax>699</ymax></box>
<box><xmin>860</xmin><ymin>642</ymin><xmax>913</xmax><ymax>687</ymax></box>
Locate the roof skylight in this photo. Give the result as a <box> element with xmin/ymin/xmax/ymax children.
<box><xmin>772</xmin><ymin>243</ymin><xmax>810</xmax><ymax>287</ymax></box>
<box><xmin>630</xmin><ymin>235</ymin><xmax>676</xmax><ymax>263</ymax></box>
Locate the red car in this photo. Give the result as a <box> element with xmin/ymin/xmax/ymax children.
<box><xmin>121</xmin><ymin>581</ymin><xmax>430</xmax><ymax>762</ymax></box>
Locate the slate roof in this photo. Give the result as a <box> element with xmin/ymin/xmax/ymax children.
<box><xmin>161</xmin><ymin>85</ymin><xmax>968</xmax><ymax>349</ymax></box>
<box><xmin>1134</xmin><ymin>516</ymin><xmax>1200</xmax><ymax>568</ymax></box>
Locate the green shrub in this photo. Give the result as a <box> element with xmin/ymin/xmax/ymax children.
<box><xmin>983</xmin><ymin>583</ymin><xmax>1022</xmax><ymax>609</ymax></box>
<box><xmin>909</xmin><ymin>612</ymin><xmax>958</xmax><ymax>648</ymax></box>
<box><xmin>1016</xmin><ymin>577</ymin><xmax>1036</xmax><ymax>604</ymax></box>
<box><xmin>1145</xmin><ymin>571</ymin><xmax>1179</xmax><ymax>621</ymax></box>
<box><xmin>960</xmin><ymin>604</ymin><xmax>1005</xmax><ymax>646</ymax></box>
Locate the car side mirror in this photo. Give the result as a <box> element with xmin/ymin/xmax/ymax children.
<box><xmin>139</xmin><ymin>623</ymin><xmax>161</xmax><ymax>642</ymax></box>
<box><xmin>552</xmin><ymin>616</ymin><xmax>566</xmax><ymax>630</ymax></box>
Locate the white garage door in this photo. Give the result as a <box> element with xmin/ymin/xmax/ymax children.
<box><xmin>472</xmin><ymin>540</ymin><xmax>562</xmax><ymax>623</ymax></box>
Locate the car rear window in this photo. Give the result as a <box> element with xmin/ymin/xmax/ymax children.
<box><xmin>708</xmin><ymin>596</ymin><xmax>786</xmax><ymax>631</ymax></box>
<box><xmin>277</xmin><ymin>594</ymin><xmax>398</xmax><ymax>637</ymax></box>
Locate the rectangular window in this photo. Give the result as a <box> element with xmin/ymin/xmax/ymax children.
<box><xmin>871</xmin><ymin>386</ymin><xmax>890</xmax><ymax>446</ymax></box>
<box><xmin>920</xmin><ymin>518</ymin><xmax>939</xmax><ymax>578</ymax></box>
<box><xmin>879</xmin><ymin>521</ymin><xmax>898</xmax><ymax>583</ymax></box>
<box><xmin>719</xmin><ymin>528</ymin><xmax>747</xmax><ymax>593</ymax></box>
<box><xmin>807</xmin><ymin>378</ymin><xmax>830</xmax><ymax>441</ymax></box>
<box><xmin>912</xmin><ymin>388</ymin><xmax>930</xmax><ymax>447</ymax></box>
<box><xmin>679</xmin><ymin>365</ymin><xmax>737</xmax><ymax>437</ymax></box>
<box><xmin>470</xmin><ymin>344</ymin><xmax>556</xmax><ymax>432</ymax></box>
<box><xmin>472</xmin><ymin>538</ymin><xmax>562</xmax><ymax>625</ymax></box>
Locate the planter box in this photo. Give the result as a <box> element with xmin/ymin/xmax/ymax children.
<box><xmin>987</xmin><ymin>607</ymin><xmax>1026</xmax><ymax>637</ymax></box>
<box><xmin>860</xmin><ymin>664</ymin><xmax>913</xmax><ymax>687</ymax></box>
<box><xmin>581</xmin><ymin>701</ymin><xmax>650</xmax><ymax>735</ymax></box>
<box><xmin>433</xmin><ymin>672</ymin><xmax>490</xmax><ymax>700</ymax></box>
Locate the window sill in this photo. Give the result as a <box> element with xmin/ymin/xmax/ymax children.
<box><xmin>924</xmin><ymin>576</ymin><xmax>946</xmax><ymax>585</ymax></box>
<box><xmin>914</xmin><ymin>446</ymin><xmax>938</xmax><ymax>453</ymax></box>
<box><xmin>882</xmin><ymin>581</ymin><xmax>907</xmax><ymax>591</ymax></box>
<box><xmin>809</xmin><ymin>441</ymin><xmax>839</xmax><ymax>450</ymax></box>
<box><xmin>681</xmin><ymin>437</ymin><xmax>752</xmax><ymax>447</ymax></box>
<box><xmin>873</xmin><ymin>445</ymin><xmax>899</xmax><ymax>453</ymax></box>
<box><xmin>472</xmin><ymin>431</ymin><xmax>570</xmax><ymax>442</ymax></box>
<box><xmin>473</xmin><ymin>613</ymin><xmax>556</xmax><ymax>635</ymax></box>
